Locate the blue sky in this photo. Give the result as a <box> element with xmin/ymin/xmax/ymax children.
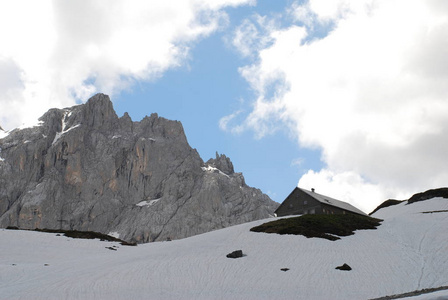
<box><xmin>113</xmin><ymin>1</ymin><xmax>322</xmax><ymax>202</ymax></box>
<box><xmin>1</xmin><ymin>0</ymin><xmax>448</xmax><ymax>212</ymax></box>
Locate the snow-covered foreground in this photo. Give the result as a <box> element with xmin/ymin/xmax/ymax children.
<box><xmin>1</xmin><ymin>198</ymin><xmax>448</xmax><ymax>300</ymax></box>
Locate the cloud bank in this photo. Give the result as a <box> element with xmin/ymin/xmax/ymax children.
<box><xmin>0</xmin><ymin>0</ymin><xmax>252</xmax><ymax>129</ymax></box>
<box><xmin>228</xmin><ymin>0</ymin><xmax>448</xmax><ymax>212</ymax></box>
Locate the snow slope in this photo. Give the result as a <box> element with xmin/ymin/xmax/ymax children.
<box><xmin>1</xmin><ymin>198</ymin><xmax>447</xmax><ymax>300</ymax></box>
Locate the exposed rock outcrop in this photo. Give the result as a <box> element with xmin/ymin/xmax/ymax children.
<box><xmin>0</xmin><ymin>94</ymin><xmax>278</xmax><ymax>243</ymax></box>
<box><xmin>370</xmin><ymin>187</ymin><xmax>448</xmax><ymax>215</ymax></box>
<box><xmin>369</xmin><ymin>199</ymin><xmax>403</xmax><ymax>215</ymax></box>
<box><xmin>408</xmin><ymin>188</ymin><xmax>448</xmax><ymax>204</ymax></box>
<box><xmin>206</xmin><ymin>152</ymin><xmax>234</xmax><ymax>175</ymax></box>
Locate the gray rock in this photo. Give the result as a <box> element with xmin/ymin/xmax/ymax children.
<box><xmin>335</xmin><ymin>263</ymin><xmax>352</xmax><ymax>271</ymax></box>
<box><xmin>206</xmin><ymin>152</ymin><xmax>234</xmax><ymax>175</ymax></box>
<box><xmin>0</xmin><ymin>93</ymin><xmax>278</xmax><ymax>243</ymax></box>
<box><xmin>226</xmin><ymin>250</ymin><xmax>243</xmax><ymax>259</ymax></box>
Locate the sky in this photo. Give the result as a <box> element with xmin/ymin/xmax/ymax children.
<box><xmin>1</xmin><ymin>0</ymin><xmax>447</xmax><ymax>213</ymax></box>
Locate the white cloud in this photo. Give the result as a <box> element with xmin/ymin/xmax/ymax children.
<box><xmin>232</xmin><ymin>0</ymin><xmax>448</xmax><ymax>210</ymax></box>
<box><xmin>232</xmin><ymin>19</ymin><xmax>260</xmax><ymax>57</ymax></box>
<box><xmin>298</xmin><ymin>170</ymin><xmax>407</xmax><ymax>213</ymax></box>
<box><xmin>291</xmin><ymin>158</ymin><xmax>304</xmax><ymax>167</ymax></box>
<box><xmin>0</xmin><ymin>0</ymin><xmax>252</xmax><ymax>130</ymax></box>
<box><xmin>219</xmin><ymin>109</ymin><xmax>246</xmax><ymax>135</ymax></box>
<box><xmin>230</xmin><ymin>15</ymin><xmax>276</xmax><ymax>58</ymax></box>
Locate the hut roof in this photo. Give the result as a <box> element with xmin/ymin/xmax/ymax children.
<box><xmin>299</xmin><ymin>188</ymin><xmax>367</xmax><ymax>216</ymax></box>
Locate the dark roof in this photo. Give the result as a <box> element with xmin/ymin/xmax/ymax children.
<box><xmin>300</xmin><ymin>188</ymin><xmax>367</xmax><ymax>216</ymax></box>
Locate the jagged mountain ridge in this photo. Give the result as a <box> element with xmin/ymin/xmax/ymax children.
<box><xmin>0</xmin><ymin>93</ymin><xmax>278</xmax><ymax>243</ymax></box>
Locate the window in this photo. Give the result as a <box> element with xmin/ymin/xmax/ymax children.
<box><xmin>303</xmin><ymin>200</ymin><xmax>308</xmax><ymax>205</ymax></box>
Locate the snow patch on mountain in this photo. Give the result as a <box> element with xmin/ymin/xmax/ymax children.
<box><xmin>1</xmin><ymin>119</ymin><xmax>43</xmax><ymax>139</ymax></box>
<box><xmin>136</xmin><ymin>199</ymin><xmax>160</xmax><ymax>207</ymax></box>
<box><xmin>0</xmin><ymin>129</ymin><xmax>9</xmax><ymax>139</ymax></box>
<box><xmin>52</xmin><ymin>124</ymin><xmax>81</xmax><ymax>145</ymax></box>
<box><xmin>18</xmin><ymin>120</ymin><xmax>44</xmax><ymax>130</ymax></box>
<box><xmin>108</xmin><ymin>231</ymin><xmax>120</xmax><ymax>239</ymax></box>
<box><xmin>201</xmin><ymin>165</ymin><xmax>230</xmax><ymax>178</ymax></box>
<box><xmin>52</xmin><ymin>111</ymin><xmax>81</xmax><ymax>145</ymax></box>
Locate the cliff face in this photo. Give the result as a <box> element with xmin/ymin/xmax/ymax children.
<box><xmin>0</xmin><ymin>94</ymin><xmax>278</xmax><ymax>243</ymax></box>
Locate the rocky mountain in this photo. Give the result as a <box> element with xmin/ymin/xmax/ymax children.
<box><xmin>0</xmin><ymin>93</ymin><xmax>278</xmax><ymax>243</ymax></box>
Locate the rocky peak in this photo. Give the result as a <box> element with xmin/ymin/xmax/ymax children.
<box><xmin>36</xmin><ymin>93</ymin><xmax>118</xmax><ymax>136</ymax></box>
<box><xmin>138</xmin><ymin>113</ymin><xmax>187</xmax><ymax>142</ymax></box>
<box><xmin>119</xmin><ymin>112</ymin><xmax>133</xmax><ymax>132</ymax></box>
<box><xmin>39</xmin><ymin>108</ymin><xmax>66</xmax><ymax>134</ymax></box>
<box><xmin>81</xmin><ymin>93</ymin><xmax>118</xmax><ymax>129</ymax></box>
<box><xmin>0</xmin><ymin>94</ymin><xmax>278</xmax><ymax>243</ymax></box>
<box><xmin>206</xmin><ymin>152</ymin><xmax>235</xmax><ymax>175</ymax></box>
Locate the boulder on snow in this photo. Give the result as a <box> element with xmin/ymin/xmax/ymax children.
<box><xmin>226</xmin><ymin>250</ymin><xmax>243</xmax><ymax>259</ymax></box>
<box><xmin>335</xmin><ymin>263</ymin><xmax>352</xmax><ymax>271</ymax></box>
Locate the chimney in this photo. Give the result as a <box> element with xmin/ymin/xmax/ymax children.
<box><xmin>311</xmin><ymin>188</ymin><xmax>315</xmax><ymax>193</ymax></box>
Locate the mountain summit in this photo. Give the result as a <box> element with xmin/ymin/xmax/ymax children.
<box><xmin>0</xmin><ymin>93</ymin><xmax>278</xmax><ymax>243</ymax></box>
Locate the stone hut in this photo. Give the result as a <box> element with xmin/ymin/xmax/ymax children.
<box><xmin>274</xmin><ymin>187</ymin><xmax>366</xmax><ymax>217</ymax></box>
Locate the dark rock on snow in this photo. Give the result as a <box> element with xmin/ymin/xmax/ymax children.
<box><xmin>369</xmin><ymin>199</ymin><xmax>403</xmax><ymax>215</ymax></box>
<box><xmin>226</xmin><ymin>250</ymin><xmax>243</xmax><ymax>259</ymax></box>
<box><xmin>336</xmin><ymin>263</ymin><xmax>352</xmax><ymax>271</ymax></box>
<box><xmin>0</xmin><ymin>93</ymin><xmax>278</xmax><ymax>243</ymax></box>
<box><xmin>280</xmin><ymin>268</ymin><xmax>290</xmax><ymax>272</ymax></box>
<box><xmin>407</xmin><ymin>188</ymin><xmax>448</xmax><ymax>204</ymax></box>
<box><xmin>370</xmin><ymin>187</ymin><xmax>448</xmax><ymax>215</ymax></box>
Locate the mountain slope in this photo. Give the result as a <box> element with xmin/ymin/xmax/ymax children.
<box><xmin>1</xmin><ymin>196</ymin><xmax>447</xmax><ymax>299</ymax></box>
<box><xmin>0</xmin><ymin>93</ymin><xmax>278</xmax><ymax>242</ymax></box>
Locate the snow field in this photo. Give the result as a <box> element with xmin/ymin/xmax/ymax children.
<box><xmin>0</xmin><ymin>198</ymin><xmax>447</xmax><ymax>299</ymax></box>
